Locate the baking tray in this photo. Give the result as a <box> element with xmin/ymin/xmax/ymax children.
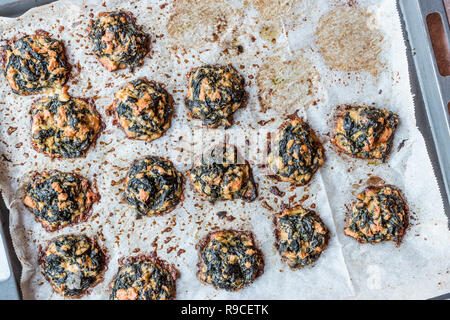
<box><xmin>0</xmin><ymin>0</ymin><xmax>448</xmax><ymax>300</ymax></box>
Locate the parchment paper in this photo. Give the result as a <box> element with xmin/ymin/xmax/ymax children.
<box><xmin>0</xmin><ymin>0</ymin><xmax>448</xmax><ymax>300</ymax></box>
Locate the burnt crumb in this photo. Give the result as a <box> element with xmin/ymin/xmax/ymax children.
<box><xmin>222</xmin><ymin>44</ymin><xmax>244</xmax><ymax>56</ymax></box>
<box><xmin>298</xmin><ymin>194</ymin><xmax>309</xmax><ymax>203</ymax></box>
<box><xmin>261</xmin><ymin>200</ymin><xmax>273</xmax><ymax>211</ymax></box>
<box><xmin>7</xmin><ymin>127</ymin><xmax>17</xmax><ymax>135</ymax></box>
<box><xmin>1</xmin><ymin>154</ymin><xmax>11</xmax><ymax>162</ymax></box>
<box><xmin>216</xmin><ymin>211</ymin><xmax>227</xmax><ymax>219</ymax></box>
<box><xmin>225</xmin><ymin>215</ymin><xmax>235</xmax><ymax>222</ymax></box>
<box><xmin>281</xmin><ymin>202</ymin><xmax>290</xmax><ymax>210</ymax></box>
<box><xmin>258</xmin><ymin>118</ymin><xmax>274</xmax><ymax>126</ymax></box>
<box><xmin>397</xmin><ymin>139</ymin><xmax>408</xmax><ymax>152</ymax></box>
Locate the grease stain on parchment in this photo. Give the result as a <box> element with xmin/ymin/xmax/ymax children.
<box><xmin>256</xmin><ymin>54</ymin><xmax>321</xmax><ymax>113</ymax></box>
<box><xmin>166</xmin><ymin>0</ymin><xmax>237</xmax><ymax>49</ymax></box>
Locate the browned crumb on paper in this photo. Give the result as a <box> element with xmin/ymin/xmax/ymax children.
<box><xmin>315</xmin><ymin>6</ymin><xmax>383</xmax><ymax>76</ymax></box>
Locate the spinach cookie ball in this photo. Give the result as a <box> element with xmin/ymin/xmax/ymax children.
<box><xmin>1</xmin><ymin>30</ymin><xmax>70</xmax><ymax>95</ymax></box>
<box><xmin>197</xmin><ymin>230</ymin><xmax>264</xmax><ymax>291</ymax></box>
<box><xmin>345</xmin><ymin>184</ymin><xmax>409</xmax><ymax>245</ymax></box>
<box><xmin>88</xmin><ymin>11</ymin><xmax>150</xmax><ymax>71</ymax></box>
<box><xmin>274</xmin><ymin>205</ymin><xmax>330</xmax><ymax>269</ymax></box>
<box><xmin>111</xmin><ymin>78</ymin><xmax>173</xmax><ymax>142</ymax></box>
<box><xmin>30</xmin><ymin>89</ymin><xmax>102</xmax><ymax>158</ymax></box>
<box><xmin>125</xmin><ymin>156</ymin><xmax>184</xmax><ymax>218</ymax></box>
<box><xmin>268</xmin><ymin>118</ymin><xmax>325</xmax><ymax>185</ymax></box>
<box><xmin>24</xmin><ymin>171</ymin><xmax>99</xmax><ymax>231</ymax></box>
<box><xmin>39</xmin><ymin>234</ymin><xmax>107</xmax><ymax>298</ymax></box>
<box><xmin>110</xmin><ymin>255</ymin><xmax>177</xmax><ymax>300</ymax></box>
<box><xmin>187</xmin><ymin>144</ymin><xmax>257</xmax><ymax>203</ymax></box>
<box><xmin>332</xmin><ymin>105</ymin><xmax>399</xmax><ymax>161</ymax></box>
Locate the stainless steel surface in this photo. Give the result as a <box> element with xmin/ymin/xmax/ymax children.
<box><xmin>0</xmin><ymin>0</ymin><xmax>448</xmax><ymax>300</ymax></box>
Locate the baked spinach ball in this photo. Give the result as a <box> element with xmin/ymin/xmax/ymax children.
<box><xmin>23</xmin><ymin>171</ymin><xmax>99</xmax><ymax>232</ymax></box>
<box><xmin>197</xmin><ymin>230</ymin><xmax>264</xmax><ymax>291</ymax></box>
<box><xmin>88</xmin><ymin>11</ymin><xmax>150</xmax><ymax>71</ymax></box>
<box><xmin>345</xmin><ymin>184</ymin><xmax>409</xmax><ymax>245</ymax></box>
<box><xmin>332</xmin><ymin>105</ymin><xmax>399</xmax><ymax>161</ymax></box>
<box><xmin>30</xmin><ymin>89</ymin><xmax>102</xmax><ymax>158</ymax></box>
<box><xmin>111</xmin><ymin>78</ymin><xmax>173</xmax><ymax>142</ymax></box>
<box><xmin>1</xmin><ymin>30</ymin><xmax>70</xmax><ymax>95</ymax></box>
<box><xmin>187</xmin><ymin>144</ymin><xmax>257</xmax><ymax>203</ymax></box>
<box><xmin>125</xmin><ymin>156</ymin><xmax>184</xmax><ymax>218</ymax></box>
<box><xmin>39</xmin><ymin>234</ymin><xmax>107</xmax><ymax>298</ymax></box>
<box><xmin>185</xmin><ymin>64</ymin><xmax>246</xmax><ymax>128</ymax></box>
<box><xmin>273</xmin><ymin>205</ymin><xmax>329</xmax><ymax>269</ymax></box>
<box><xmin>268</xmin><ymin>118</ymin><xmax>325</xmax><ymax>185</ymax></box>
<box><xmin>110</xmin><ymin>255</ymin><xmax>177</xmax><ymax>300</ymax></box>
